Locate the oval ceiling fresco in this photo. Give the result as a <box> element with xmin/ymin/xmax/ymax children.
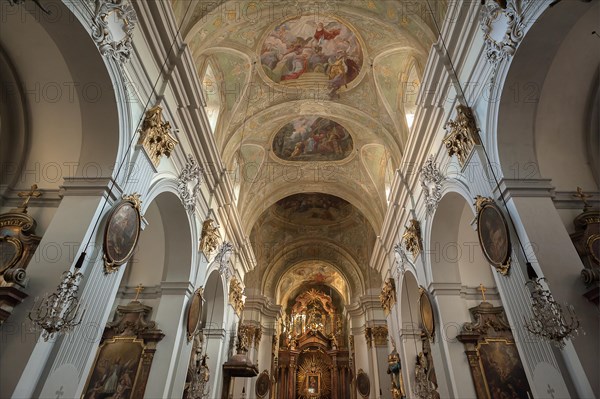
<box><xmin>272</xmin><ymin>116</ymin><xmax>353</xmax><ymax>161</ymax></box>
<box><xmin>260</xmin><ymin>16</ymin><xmax>363</xmax><ymax>90</ymax></box>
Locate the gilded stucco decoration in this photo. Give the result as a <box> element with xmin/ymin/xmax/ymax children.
<box><xmin>137</xmin><ymin>106</ymin><xmax>178</xmax><ymax>168</ymax></box>
<box><xmin>443</xmin><ymin>105</ymin><xmax>481</xmax><ymax>167</ymax></box>
<box><xmin>229</xmin><ymin>277</ymin><xmax>244</xmax><ymax>316</ymax></box>
<box><xmin>380</xmin><ymin>278</ymin><xmax>396</xmax><ymax>316</ymax></box>
<box><xmin>365</xmin><ymin>325</ymin><xmax>388</xmax><ymax>347</ymax></box>
<box><xmin>199</xmin><ymin>219</ymin><xmax>221</xmax><ymax>258</ymax></box>
<box><xmin>402</xmin><ymin>219</ymin><xmax>423</xmax><ymax>259</ymax></box>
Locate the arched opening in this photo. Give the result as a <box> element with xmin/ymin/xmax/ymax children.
<box><xmin>400</xmin><ymin>60</ymin><xmax>421</xmax><ymax>130</ymax></box>
<box><xmin>495</xmin><ymin>3</ymin><xmax>599</xmax><ymax>395</ymax></box>
<box><xmin>0</xmin><ymin>3</ymin><xmax>124</xmax><ymax>397</ymax></box>
<box><xmin>200</xmin><ymin>269</ymin><xmax>226</xmax><ymax>398</ymax></box>
<box><xmin>99</xmin><ymin>190</ymin><xmax>194</xmax><ymax>399</ymax></box>
<box><xmin>202</xmin><ymin>61</ymin><xmax>221</xmax><ymax>134</ymax></box>
<box><xmin>428</xmin><ymin>192</ymin><xmax>501</xmax><ymax>398</ymax></box>
<box><xmin>398</xmin><ymin>271</ymin><xmax>422</xmax><ymax>395</ymax></box>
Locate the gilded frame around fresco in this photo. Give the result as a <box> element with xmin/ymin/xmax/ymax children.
<box><xmin>81</xmin><ymin>336</ymin><xmax>146</xmax><ymax>399</ymax></box>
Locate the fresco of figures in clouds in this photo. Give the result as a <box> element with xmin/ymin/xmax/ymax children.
<box><xmin>272</xmin><ymin>116</ymin><xmax>354</xmax><ymax>161</ymax></box>
<box><xmin>273</xmin><ymin>193</ymin><xmax>352</xmax><ymax>225</ymax></box>
<box><xmin>260</xmin><ymin>16</ymin><xmax>363</xmax><ymax>87</ymax></box>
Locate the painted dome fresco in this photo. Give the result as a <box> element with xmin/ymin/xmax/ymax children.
<box><xmin>260</xmin><ymin>16</ymin><xmax>363</xmax><ymax>90</ymax></box>
<box><xmin>272</xmin><ymin>116</ymin><xmax>353</xmax><ymax>162</ymax></box>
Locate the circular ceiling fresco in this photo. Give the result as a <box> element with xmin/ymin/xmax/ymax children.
<box><xmin>272</xmin><ymin>116</ymin><xmax>353</xmax><ymax>161</ymax></box>
<box><xmin>260</xmin><ymin>16</ymin><xmax>363</xmax><ymax>91</ymax></box>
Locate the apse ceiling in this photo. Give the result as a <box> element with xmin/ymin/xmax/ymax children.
<box><xmin>171</xmin><ymin>0</ymin><xmax>443</xmax><ymax>296</ymax></box>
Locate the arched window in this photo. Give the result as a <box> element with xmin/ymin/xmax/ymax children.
<box><xmin>202</xmin><ymin>62</ymin><xmax>221</xmax><ymax>133</ymax></box>
<box><xmin>402</xmin><ymin>61</ymin><xmax>421</xmax><ymax>130</ymax></box>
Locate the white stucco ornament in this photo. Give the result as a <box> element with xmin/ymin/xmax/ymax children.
<box><xmin>177</xmin><ymin>154</ymin><xmax>204</xmax><ymax>213</ymax></box>
<box><xmin>479</xmin><ymin>0</ymin><xmax>525</xmax><ymax>64</ymax></box>
<box><xmin>216</xmin><ymin>241</ymin><xmax>234</xmax><ymax>281</ymax></box>
<box><xmin>420</xmin><ymin>155</ymin><xmax>444</xmax><ymax>216</ymax></box>
<box><xmin>91</xmin><ymin>0</ymin><xmax>137</xmax><ymax>64</ymax></box>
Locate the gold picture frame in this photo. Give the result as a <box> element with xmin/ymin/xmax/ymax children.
<box><xmin>81</xmin><ymin>337</ymin><xmax>145</xmax><ymax>399</ymax></box>
<box><xmin>475</xmin><ymin>338</ymin><xmax>531</xmax><ymax>399</ymax></box>
<box><xmin>186</xmin><ymin>288</ymin><xmax>204</xmax><ymax>342</ymax></box>
<box><xmin>475</xmin><ymin>196</ymin><xmax>511</xmax><ymax>275</ymax></box>
<box><xmin>103</xmin><ymin>194</ymin><xmax>142</xmax><ymax>274</ymax></box>
<box><xmin>418</xmin><ymin>286</ymin><xmax>435</xmax><ymax>341</ymax></box>
<box><xmin>306</xmin><ymin>373</ymin><xmax>320</xmax><ymax>396</ymax></box>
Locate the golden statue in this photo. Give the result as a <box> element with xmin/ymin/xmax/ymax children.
<box><xmin>199</xmin><ymin>218</ymin><xmax>221</xmax><ymax>257</ymax></box>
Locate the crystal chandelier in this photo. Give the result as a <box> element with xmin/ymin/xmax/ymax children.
<box><xmin>524</xmin><ymin>277</ymin><xmax>580</xmax><ymax>349</ymax></box>
<box><xmin>28</xmin><ymin>258</ymin><xmax>86</xmax><ymax>341</ymax></box>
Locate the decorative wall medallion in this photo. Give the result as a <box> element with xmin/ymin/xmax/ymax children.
<box><xmin>186</xmin><ymin>287</ymin><xmax>204</xmax><ymax>342</ymax></box>
<box><xmin>256</xmin><ymin>370</ymin><xmax>271</xmax><ymax>398</ymax></box>
<box><xmin>137</xmin><ymin>106</ymin><xmax>178</xmax><ymax>168</ymax></box>
<box><xmin>228</xmin><ymin>276</ymin><xmax>244</xmax><ymax>316</ymax></box>
<box><xmin>356</xmin><ymin>369</ymin><xmax>370</xmax><ymax>398</ymax></box>
<box><xmin>479</xmin><ymin>0</ymin><xmax>524</xmax><ymax>65</ymax></box>
<box><xmin>474</xmin><ymin>196</ymin><xmax>511</xmax><ymax>275</ymax></box>
<box><xmin>91</xmin><ymin>0</ymin><xmax>137</xmax><ymax>64</ymax></box>
<box><xmin>443</xmin><ymin>105</ymin><xmax>481</xmax><ymax>167</ymax></box>
<box><xmin>419</xmin><ymin>286</ymin><xmax>435</xmax><ymax>341</ymax></box>
<box><xmin>379</xmin><ymin>278</ymin><xmax>396</xmax><ymax>316</ymax></box>
<box><xmin>216</xmin><ymin>241</ymin><xmax>234</xmax><ymax>281</ymax></box>
<box><xmin>177</xmin><ymin>154</ymin><xmax>204</xmax><ymax>213</ymax></box>
<box><xmin>199</xmin><ymin>218</ymin><xmax>221</xmax><ymax>258</ymax></box>
<box><xmin>402</xmin><ymin>219</ymin><xmax>423</xmax><ymax>258</ymax></box>
<box><xmin>103</xmin><ymin>193</ymin><xmax>142</xmax><ymax>274</ymax></box>
<box><xmin>420</xmin><ymin>155</ymin><xmax>444</xmax><ymax>216</ymax></box>
<box><xmin>272</xmin><ymin>117</ymin><xmax>354</xmax><ymax>162</ymax></box>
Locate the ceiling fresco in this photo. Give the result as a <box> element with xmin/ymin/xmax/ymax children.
<box><xmin>272</xmin><ymin>117</ymin><xmax>354</xmax><ymax>162</ymax></box>
<box><xmin>260</xmin><ymin>16</ymin><xmax>363</xmax><ymax>93</ymax></box>
<box><xmin>170</xmin><ymin>0</ymin><xmax>445</xmax><ymax>303</ymax></box>
<box><xmin>277</xmin><ymin>262</ymin><xmax>348</xmax><ymax>310</ymax></box>
<box><xmin>272</xmin><ymin>193</ymin><xmax>353</xmax><ymax>225</ymax></box>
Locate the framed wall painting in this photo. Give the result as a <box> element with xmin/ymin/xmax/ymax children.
<box><xmin>255</xmin><ymin>370</ymin><xmax>271</xmax><ymax>398</ymax></box>
<box><xmin>103</xmin><ymin>194</ymin><xmax>142</xmax><ymax>273</ymax></box>
<box><xmin>475</xmin><ymin>196</ymin><xmax>511</xmax><ymax>275</ymax></box>
<box><xmin>356</xmin><ymin>369</ymin><xmax>370</xmax><ymax>398</ymax></box>
<box><xmin>81</xmin><ymin>337</ymin><xmax>145</xmax><ymax>399</ymax></box>
<box><xmin>419</xmin><ymin>286</ymin><xmax>435</xmax><ymax>341</ymax></box>
<box><xmin>186</xmin><ymin>288</ymin><xmax>204</xmax><ymax>341</ymax></box>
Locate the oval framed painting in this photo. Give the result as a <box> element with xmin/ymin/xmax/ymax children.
<box><xmin>255</xmin><ymin>370</ymin><xmax>270</xmax><ymax>398</ymax></box>
<box><xmin>186</xmin><ymin>288</ymin><xmax>205</xmax><ymax>341</ymax></box>
<box><xmin>103</xmin><ymin>194</ymin><xmax>142</xmax><ymax>273</ymax></box>
<box><xmin>419</xmin><ymin>286</ymin><xmax>435</xmax><ymax>341</ymax></box>
<box><xmin>356</xmin><ymin>369</ymin><xmax>370</xmax><ymax>398</ymax></box>
<box><xmin>475</xmin><ymin>197</ymin><xmax>511</xmax><ymax>275</ymax></box>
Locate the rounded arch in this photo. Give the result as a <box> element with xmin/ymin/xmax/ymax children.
<box><xmin>0</xmin><ymin>1</ymin><xmax>124</xmax><ymax>192</ymax></box>
<box><xmin>202</xmin><ymin>269</ymin><xmax>226</xmax><ymax>330</ymax></box>
<box><xmin>429</xmin><ymin>191</ymin><xmax>495</xmax><ymax>287</ymax></box>
<box><xmin>124</xmin><ymin>186</ymin><xmax>195</xmax><ymax>288</ymax></box>
<box><xmin>494</xmin><ymin>1</ymin><xmax>599</xmax><ymax>191</ymax></box>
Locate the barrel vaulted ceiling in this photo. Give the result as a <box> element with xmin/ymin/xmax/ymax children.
<box><xmin>170</xmin><ymin>0</ymin><xmax>444</xmax><ymax>294</ymax></box>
